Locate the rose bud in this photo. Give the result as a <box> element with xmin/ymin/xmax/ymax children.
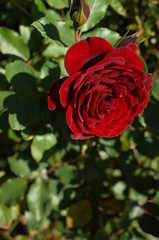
<box><xmin>69</xmin><ymin>0</ymin><xmax>90</xmax><ymax>29</ymax></box>
<box><xmin>48</xmin><ymin>37</ymin><xmax>153</xmax><ymax>140</ymax></box>
<box><xmin>117</xmin><ymin>36</ymin><xmax>138</xmax><ymax>47</ymax></box>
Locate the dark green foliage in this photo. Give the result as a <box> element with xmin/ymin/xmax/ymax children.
<box><xmin>0</xmin><ymin>0</ymin><xmax>159</xmax><ymax>239</ymax></box>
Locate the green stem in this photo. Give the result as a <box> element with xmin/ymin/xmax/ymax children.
<box><xmin>27</xmin><ymin>162</ymin><xmax>60</xmax><ymax>184</ymax></box>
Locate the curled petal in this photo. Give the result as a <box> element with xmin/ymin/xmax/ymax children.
<box><xmin>106</xmin><ymin>46</ymin><xmax>143</xmax><ymax>69</ymax></box>
<box><xmin>65</xmin><ymin>37</ymin><xmax>113</xmax><ymax>75</ymax></box>
<box><xmin>60</xmin><ymin>72</ymin><xmax>81</xmax><ymax>107</ymax></box>
<box><xmin>144</xmin><ymin>73</ymin><xmax>153</xmax><ymax>92</ymax></box>
<box><xmin>48</xmin><ymin>77</ymin><xmax>67</xmax><ymax>111</ymax></box>
<box><xmin>127</xmin><ymin>44</ymin><xmax>137</xmax><ymax>52</ymax></box>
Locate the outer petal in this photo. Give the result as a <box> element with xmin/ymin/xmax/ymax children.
<box><xmin>65</xmin><ymin>37</ymin><xmax>113</xmax><ymax>75</ymax></box>
<box><xmin>106</xmin><ymin>46</ymin><xmax>143</xmax><ymax>69</ymax></box>
<box><xmin>127</xmin><ymin>44</ymin><xmax>137</xmax><ymax>52</ymax></box>
<box><xmin>60</xmin><ymin>72</ymin><xmax>81</xmax><ymax>107</ymax></box>
<box><xmin>48</xmin><ymin>77</ymin><xmax>67</xmax><ymax>111</ymax></box>
<box><xmin>144</xmin><ymin>73</ymin><xmax>153</xmax><ymax>92</ymax></box>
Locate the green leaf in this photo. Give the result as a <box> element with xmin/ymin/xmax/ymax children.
<box><xmin>5</xmin><ymin>60</ymin><xmax>34</xmax><ymax>83</ymax></box>
<box><xmin>8</xmin><ymin>128</ymin><xmax>21</xmax><ymax>143</ymax></box>
<box><xmin>0</xmin><ymin>110</ymin><xmax>9</xmax><ymax>134</ymax></box>
<box><xmin>140</xmin><ymin>55</ymin><xmax>148</xmax><ymax>73</ymax></box>
<box><xmin>109</xmin><ymin>0</ymin><xmax>127</xmax><ymax>17</ymax></box>
<box><xmin>40</xmin><ymin>61</ymin><xmax>60</xmax><ymax>90</ymax></box>
<box><xmin>118</xmin><ymin>152</ymin><xmax>138</xmax><ymax>173</ymax></box>
<box><xmin>19</xmin><ymin>25</ymin><xmax>31</xmax><ymax>44</ymax></box>
<box><xmin>31</xmin><ymin>129</ymin><xmax>57</xmax><ymax>162</ymax></box>
<box><xmin>15</xmin><ymin>235</ymin><xmax>32</xmax><ymax>240</ymax></box>
<box><xmin>6</xmin><ymin>95</ymin><xmax>40</xmax><ymax>131</ymax></box>
<box><xmin>0</xmin><ymin>73</ymin><xmax>9</xmax><ymax>90</ymax></box>
<box><xmin>66</xmin><ymin>199</ymin><xmax>92</xmax><ymax>228</ymax></box>
<box><xmin>82</xmin><ymin>27</ymin><xmax>121</xmax><ymax>47</ymax></box>
<box><xmin>0</xmin><ymin>204</ymin><xmax>12</xmax><ymax>227</ymax></box>
<box><xmin>0</xmin><ymin>27</ymin><xmax>30</xmax><ymax>60</ymax></box>
<box><xmin>34</xmin><ymin>0</ymin><xmax>47</xmax><ymax>14</ymax></box>
<box><xmin>153</xmin><ymin>191</ymin><xmax>159</xmax><ymax>204</ymax></box>
<box><xmin>128</xmin><ymin>176</ymin><xmax>158</xmax><ymax>194</ymax></box>
<box><xmin>21</xmin><ymin>126</ymin><xmax>34</xmax><ymax>141</ymax></box>
<box><xmin>81</xmin><ymin>0</ymin><xmax>109</xmax><ymax>32</ymax></box>
<box><xmin>0</xmin><ymin>178</ymin><xmax>27</xmax><ymax>206</ymax></box>
<box><xmin>152</xmin><ymin>80</ymin><xmax>159</xmax><ymax>101</ymax></box>
<box><xmin>138</xmin><ymin>214</ymin><xmax>159</xmax><ymax>237</ymax></box>
<box><xmin>32</xmin><ymin>16</ymin><xmax>75</xmax><ymax>46</ymax></box>
<box><xmin>42</xmin><ymin>42</ymin><xmax>68</xmax><ymax>58</ymax></box>
<box><xmin>45</xmin><ymin>0</ymin><xmax>68</xmax><ymax>9</ymax></box>
<box><xmin>8</xmin><ymin>153</ymin><xmax>32</xmax><ymax>178</ymax></box>
<box><xmin>55</xmin><ymin>165</ymin><xmax>78</xmax><ymax>185</ymax></box>
<box><xmin>27</xmin><ymin>178</ymin><xmax>51</xmax><ymax>222</ymax></box>
<box><xmin>25</xmin><ymin>210</ymin><xmax>50</xmax><ymax>231</ymax></box>
<box><xmin>0</xmin><ymin>91</ymin><xmax>13</xmax><ymax>112</ymax></box>
<box><xmin>5</xmin><ymin>60</ymin><xmax>36</xmax><ymax>95</ymax></box>
<box><xmin>137</xmin><ymin>135</ymin><xmax>159</xmax><ymax>158</ymax></box>
<box><xmin>144</xmin><ymin>98</ymin><xmax>159</xmax><ymax>132</ymax></box>
<box><xmin>46</xmin><ymin>10</ymin><xmax>61</xmax><ymax>21</ymax></box>
<box><xmin>49</xmin><ymin>179</ymin><xmax>63</xmax><ymax>210</ymax></box>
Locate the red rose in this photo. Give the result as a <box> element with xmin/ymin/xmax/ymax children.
<box><xmin>48</xmin><ymin>37</ymin><xmax>153</xmax><ymax>140</ymax></box>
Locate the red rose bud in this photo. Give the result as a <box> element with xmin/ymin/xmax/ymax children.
<box><xmin>48</xmin><ymin>37</ymin><xmax>153</xmax><ymax>140</ymax></box>
<box><xmin>70</xmin><ymin>0</ymin><xmax>90</xmax><ymax>29</ymax></box>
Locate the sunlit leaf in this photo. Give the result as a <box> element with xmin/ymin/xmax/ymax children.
<box><xmin>0</xmin><ymin>204</ymin><xmax>12</xmax><ymax>228</ymax></box>
<box><xmin>31</xmin><ymin>129</ymin><xmax>57</xmax><ymax>162</ymax></box>
<box><xmin>55</xmin><ymin>165</ymin><xmax>79</xmax><ymax>185</ymax></box>
<box><xmin>5</xmin><ymin>60</ymin><xmax>36</xmax><ymax>95</ymax></box>
<box><xmin>0</xmin><ymin>27</ymin><xmax>30</xmax><ymax>60</ymax></box>
<box><xmin>8</xmin><ymin>153</ymin><xmax>33</xmax><ymax>178</ymax></box>
<box><xmin>152</xmin><ymin>80</ymin><xmax>159</xmax><ymax>101</ymax></box>
<box><xmin>27</xmin><ymin>178</ymin><xmax>51</xmax><ymax>221</ymax></box>
<box><xmin>32</xmin><ymin>16</ymin><xmax>75</xmax><ymax>46</ymax></box>
<box><xmin>45</xmin><ymin>0</ymin><xmax>68</xmax><ymax>9</ymax></box>
<box><xmin>82</xmin><ymin>27</ymin><xmax>121</xmax><ymax>46</ymax></box>
<box><xmin>109</xmin><ymin>0</ymin><xmax>127</xmax><ymax>16</ymax></box>
<box><xmin>81</xmin><ymin>0</ymin><xmax>109</xmax><ymax>32</ymax></box>
<box><xmin>0</xmin><ymin>178</ymin><xmax>27</xmax><ymax>206</ymax></box>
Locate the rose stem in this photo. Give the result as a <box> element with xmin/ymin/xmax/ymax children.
<box><xmin>75</xmin><ymin>30</ymin><xmax>79</xmax><ymax>42</ymax></box>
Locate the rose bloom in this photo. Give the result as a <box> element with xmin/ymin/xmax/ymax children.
<box><xmin>48</xmin><ymin>37</ymin><xmax>153</xmax><ymax>140</ymax></box>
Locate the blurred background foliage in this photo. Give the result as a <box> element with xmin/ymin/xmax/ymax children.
<box><xmin>0</xmin><ymin>0</ymin><xmax>159</xmax><ymax>239</ymax></box>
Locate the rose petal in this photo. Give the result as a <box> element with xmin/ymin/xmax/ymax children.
<box><xmin>127</xmin><ymin>44</ymin><xmax>137</xmax><ymax>52</ymax></box>
<box><xmin>59</xmin><ymin>72</ymin><xmax>81</xmax><ymax>107</ymax></box>
<box><xmin>65</xmin><ymin>37</ymin><xmax>113</xmax><ymax>75</ymax></box>
<box><xmin>48</xmin><ymin>77</ymin><xmax>67</xmax><ymax>111</ymax></box>
<box><xmin>66</xmin><ymin>103</ymin><xmax>81</xmax><ymax>133</ymax></box>
<box><xmin>106</xmin><ymin>47</ymin><xmax>143</xmax><ymax>69</ymax></box>
<box><xmin>144</xmin><ymin>73</ymin><xmax>153</xmax><ymax>92</ymax></box>
<box><xmin>71</xmin><ymin>131</ymin><xmax>94</xmax><ymax>140</ymax></box>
